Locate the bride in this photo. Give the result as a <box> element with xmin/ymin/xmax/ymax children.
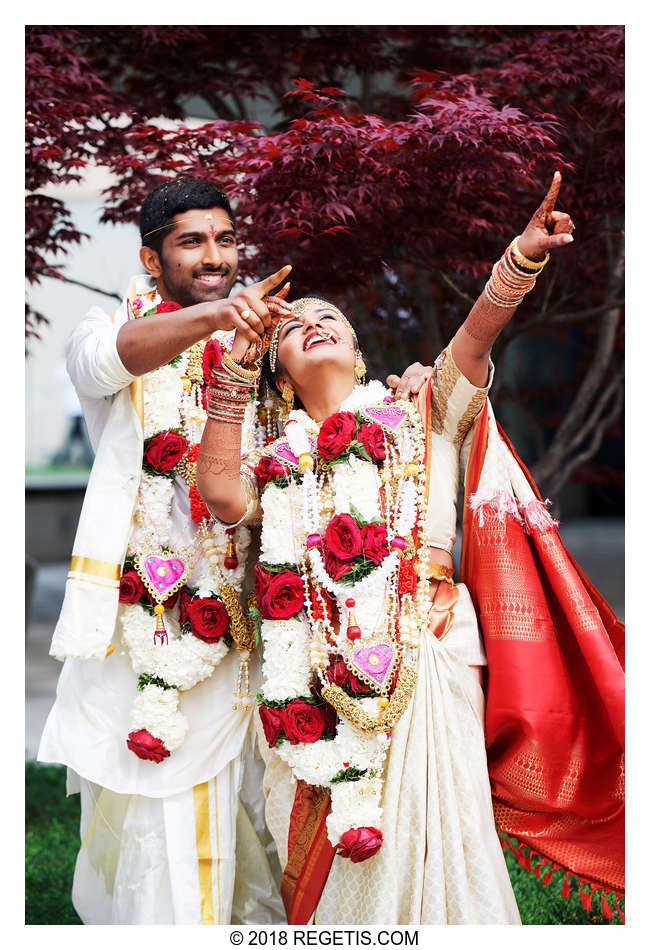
<box><xmin>197</xmin><ymin>174</ymin><xmax>624</xmax><ymax>924</ymax></box>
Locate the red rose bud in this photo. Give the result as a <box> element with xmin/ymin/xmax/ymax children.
<box><xmin>144</xmin><ymin>430</ymin><xmax>189</xmax><ymax>473</ymax></box>
<box><xmin>119</xmin><ymin>569</ymin><xmax>146</xmax><ymax>604</ymax></box>
<box><xmin>202</xmin><ymin>338</ymin><xmax>223</xmax><ymax>382</ymax></box>
<box><xmin>259</xmin><ymin>570</ymin><xmax>304</xmax><ymax>620</ymax></box>
<box><xmin>357</xmin><ymin>422</ymin><xmax>386</xmax><ymax>461</ymax></box>
<box><xmin>178</xmin><ymin>588</ymin><xmax>192</xmax><ymax>627</ymax></box>
<box><xmin>336</xmin><ymin>827</ymin><xmax>383</xmax><ymax>863</ymax></box>
<box><xmin>258</xmin><ymin>704</ymin><xmax>283</xmax><ymax>747</ymax></box>
<box><xmin>156</xmin><ymin>301</ymin><xmax>183</xmax><ymax>313</ymax></box>
<box><xmin>186</xmin><ymin>597</ymin><xmax>230</xmax><ymax>642</ymax></box>
<box><xmin>317</xmin><ymin>411</ymin><xmax>357</xmax><ymax>460</ymax></box>
<box><xmin>360</xmin><ymin>522</ymin><xmax>389</xmax><ymax>565</ymax></box>
<box><xmin>325</xmin><ymin>513</ymin><xmax>363</xmax><ymax>561</ymax></box>
<box><xmin>126</xmin><ymin>729</ymin><xmax>170</xmax><ymax>763</ymax></box>
<box><xmin>280</xmin><ymin>700</ymin><xmax>329</xmax><ymax>744</ymax></box>
<box><xmin>326</xmin><ymin>657</ymin><xmax>350</xmax><ymax>687</ymax></box>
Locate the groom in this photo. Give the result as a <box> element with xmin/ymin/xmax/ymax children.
<box><xmin>38</xmin><ymin>176</ymin><xmax>292</xmax><ymax>924</ymax></box>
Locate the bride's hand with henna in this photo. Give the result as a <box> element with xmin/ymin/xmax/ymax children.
<box><xmin>517</xmin><ymin>171</ymin><xmax>575</xmax><ymax>262</ymax></box>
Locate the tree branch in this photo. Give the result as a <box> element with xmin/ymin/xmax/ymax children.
<box><xmin>58</xmin><ymin>275</ymin><xmax>121</xmax><ymax>300</ymax></box>
<box><xmin>437</xmin><ymin>270</ymin><xmax>476</xmax><ymax>308</ymax></box>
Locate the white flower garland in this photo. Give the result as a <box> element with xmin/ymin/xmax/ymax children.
<box><xmin>120</xmin><ymin>278</ymin><xmax>251</xmax><ymax>761</ymax></box>
<box><xmin>257</xmin><ymin>382</ymin><xmax>429</xmax><ymax>847</ymax></box>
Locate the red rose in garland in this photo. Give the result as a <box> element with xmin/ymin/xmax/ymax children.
<box><xmin>144</xmin><ymin>430</ymin><xmax>189</xmax><ymax>473</ymax></box>
<box><xmin>202</xmin><ymin>337</ymin><xmax>223</xmax><ymax>379</ymax></box>
<box><xmin>324</xmin><ymin>549</ymin><xmax>352</xmax><ymax>581</ymax></box>
<box><xmin>317</xmin><ymin>411</ymin><xmax>357</xmax><ymax>460</ymax></box>
<box><xmin>156</xmin><ymin>301</ymin><xmax>183</xmax><ymax>314</ymax></box>
<box><xmin>258</xmin><ymin>569</ymin><xmax>305</xmax><ymax>620</ymax></box>
<box><xmin>357</xmin><ymin>422</ymin><xmax>386</xmax><ymax>462</ymax></box>
<box><xmin>336</xmin><ymin>827</ymin><xmax>383</xmax><ymax>862</ymax></box>
<box><xmin>119</xmin><ymin>569</ymin><xmax>146</xmax><ymax>604</ymax></box>
<box><xmin>254</xmin><ymin>563</ymin><xmax>271</xmax><ymax>604</ymax></box>
<box><xmin>361</xmin><ymin>522</ymin><xmax>389</xmax><ymax>565</ymax></box>
<box><xmin>186</xmin><ymin>596</ymin><xmax>230</xmax><ymax>643</ymax></box>
<box><xmin>326</xmin><ymin>656</ymin><xmax>350</xmax><ymax>687</ymax></box>
<box><xmin>178</xmin><ymin>588</ymin><xmax>193</xmax><ymax>627</ymax></box>
<box><xmin>126</xmin><ymin>729</ymin><xmax>170</xmax><ymax>763</ymax></box>
<box><xmin>281</xmin><ymin>700</ymin><xmax>331</xmax><ymax>744</ymax></box>
<box><xmin>325</xmin><ymin>513</ymin><xmax>363</xmax><ymax>561</ymax></box>
<box><xmin>348</xmin><ymin>671</ymin><xmax>372</xmax><ymax>694</ymax></box>
<box><xmin>254</xmin><ymin>455</ymin><xmax>288</xmax><ymax>491</ymax></box>
<box><xmin>259</xmin><ymin>704</ymin><xmax>283</xmax><ymax>747</ymax></box>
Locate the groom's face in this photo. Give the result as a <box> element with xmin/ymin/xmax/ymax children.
<box><xmin>148</xmin><ymin>207</ymin><xmax>239</xmax><ymax>307</ymax></box>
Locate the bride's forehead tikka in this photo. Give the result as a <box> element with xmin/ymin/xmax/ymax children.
<box><xmin>269</xmin><ymin>297</ymin><xmax>356</xmax><ymax>372</ymax></box>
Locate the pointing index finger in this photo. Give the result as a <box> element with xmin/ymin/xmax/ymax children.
<box><xmin>254</xmin><ymin>265</ymin><xmax>292</xmax><ymax>297</ymax></box>
<box><xmin>535</xmin><ymin>171</ymin><xmax>562</xmax><ymax>226</ymax></box>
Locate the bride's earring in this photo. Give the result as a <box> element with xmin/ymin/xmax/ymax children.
<box><xmin>354</xmin><ymin>353</ymin><xmax>367</xmax><ymax>384</ymax></box>
<box><xmin>281</xmin><ymin>383</ymin><xmax>295</xmax><ymax>410</ymax></box>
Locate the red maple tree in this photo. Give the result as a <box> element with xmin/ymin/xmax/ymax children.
<box><xmin>25</xmin><ymin>26</ymin><xmax>623</xmax><ymax>502</ymax></box>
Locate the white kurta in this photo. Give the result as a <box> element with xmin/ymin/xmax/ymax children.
<box><xmin>37</xmin><ymin>277</ymin><xmax>283</xmax><ymax>924</ymax></box>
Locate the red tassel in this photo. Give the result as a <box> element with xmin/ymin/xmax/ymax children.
<box><xmin>542</xmin><ymin>866</ymin><xmax>555</xmax><ymax>886</ymax></box>
<box><xmin>615</xmin><ymin>897</ymin><xmax>625</xmax><ymax>923</ymax></box>
<box><xmin>579</xmin><ymin>881</ymin><xmax>595</xmax><ymax>911</ymax></box>
<box><xmin>601</xmin><ymin>893</ymin><xmax>614</xmax><ymax>920</ymax></box>
<box><xmin>561</xmin><ymin>871</ymin><xmax>571</xmax><ymax>899</ymax></box>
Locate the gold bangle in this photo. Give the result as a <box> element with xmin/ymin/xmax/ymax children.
<box><xmin>510</xmin><ymin>236</ymin><xmax>550</xmax><ymax>272</ymax></box>
<box><xmin>220</xmin><ymin>352</ymin><xmax>261</xmax><ymax>382</ymax></box>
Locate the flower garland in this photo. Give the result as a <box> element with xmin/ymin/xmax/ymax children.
<box><xmin>255</xmin><ymin>381</ymin><xmax>431</xmax><ymax>858</ymax></box>
<box><xmin>118</xmin><ymin>282</ymin><xmax>256</xmax><ymax>763</ymax></box>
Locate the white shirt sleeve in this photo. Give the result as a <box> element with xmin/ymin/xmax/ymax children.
<box><xmin>66</xmin><ymin>305</ymin><xmax>138</xmax><ymax>399</ymax></box>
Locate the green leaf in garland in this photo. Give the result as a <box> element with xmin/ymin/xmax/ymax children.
<box><xmin>330</xmin><ymin>766</ymin><xmax>368</xmax><ymax>784</ymax></box>
<box><xmin>259</xmin><ymin>561</ymin><xmax>299</xmax><ymax>575</ymax></box>
<box><xmin>349</xmin><ymin>503</ymin><xmax>367</xmax><ymax>527</ymax></box>
<box><xmin>168</xmin><ymin>353</ymin><xmax>183</xmax><ymax>368</ymax></box>
<box><xmin>137</xmin><ymin>672</ymin><xmax>179</xmax><ymax>691</ymax></box>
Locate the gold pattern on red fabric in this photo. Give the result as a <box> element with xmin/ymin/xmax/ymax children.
<box><xmin>460</xmin><ymin>404</ymin><xmax>625</xmax><ymax>896</ymax></box>
<box><xmin>281</xmin><ymin>781</ymin><xmax>336</xmax><ymax>925</ymax></box>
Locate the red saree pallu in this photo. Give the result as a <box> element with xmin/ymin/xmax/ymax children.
<box><xmin>460</xmin><ymin>404</ymin><xmax>624</xmax><ymax>912</ymax></box>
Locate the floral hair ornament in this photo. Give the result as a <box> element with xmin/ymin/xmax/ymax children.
<box><xmin>268</xmin><ymin>296</ymin><xmax>357</xmax><ymax>373</ymax></box>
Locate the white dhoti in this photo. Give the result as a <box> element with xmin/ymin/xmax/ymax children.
<box><xmin>70</xmin><ymin>739</ymin><xmax>283</xmax><ymax>925</ymax></box>
<box><xmin>260</xmin><ymin>584</ymin><xmax>521</xmax><ymax>925</ymax></box>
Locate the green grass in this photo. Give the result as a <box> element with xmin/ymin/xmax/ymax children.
<box><xmin>26</xmin><ymin>762</ymin><xmax>622</xmax><ymax>925</ymax></box>
<box><xmin>26</xmin><ymin>762</ymin><xmax>81</xmax><ymax>925</ymax></box>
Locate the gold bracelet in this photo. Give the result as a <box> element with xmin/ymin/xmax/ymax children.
<box><xmin>220</xmin><ymin>352</ymin><xmax>261</xmax><ymax>382</ymax></box>
<box><xmin>510</xmin><ymin>236</ymin><xmax>550</xmax><ymax>272</ymax></box>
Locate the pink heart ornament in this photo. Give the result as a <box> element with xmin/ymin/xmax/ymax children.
<box><xmin>347</xmin><ymin>638</ymin><xmax>400</xmax><ymax>693</ymax></box>
<box><xmin>362</xmin><ymin>405</ymin><xmax>407</xmax><ymax>433</ymax></box>
<box><xmin>135</xmin><ymin>551</ymin><xmax>188</xmax><ymax>604</ymax></box>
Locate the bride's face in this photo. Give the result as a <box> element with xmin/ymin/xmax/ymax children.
<box><xmin>275</xmin><ymin>300</ymin><xmax>357</xmax><ymax>389</ymax></box>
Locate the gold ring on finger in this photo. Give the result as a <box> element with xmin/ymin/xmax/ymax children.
<box><xmin>241</xmin><ymin>309</ymin><xmax>252</xmax><ymax>321</ymax></box>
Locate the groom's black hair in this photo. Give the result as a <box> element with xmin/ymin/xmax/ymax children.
<box><xmin>139</xmin><ymin>177</ymin><xmax>236</xmax><ymax>255</ymax></box>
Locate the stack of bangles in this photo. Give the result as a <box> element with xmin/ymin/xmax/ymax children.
<box><xmin>484</xmin><ymin>236</ymin><xmax>550</xmax><ymax>308</ymax></box>
<box><xmin>206</xmin><ymin>352</ymin><xmax>260</xmax><ymax>425</ymax></box>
